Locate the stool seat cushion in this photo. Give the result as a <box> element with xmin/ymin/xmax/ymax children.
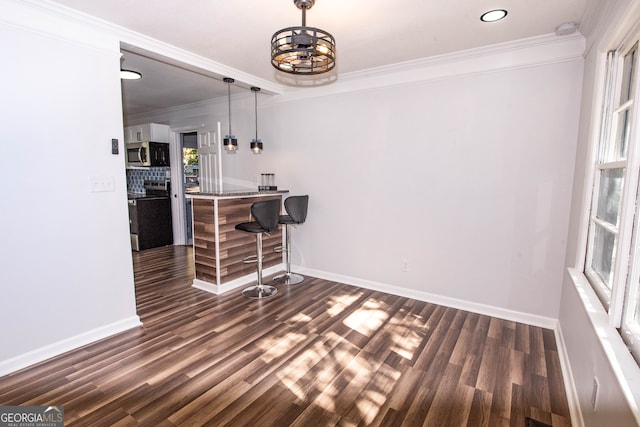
<box><xmin>235</xmin><ymin>221</ymin><xmax>267</xmax><ymax>234</ymax></box>
<box><xmin>235</xmin><ymin>199</ymin><xmax>281</xmax><ymax>234</ymax></box>
<box><xmin>278</xmin><ymin>215</ymin><xmax>299</xmax><ymax>225</ymax></box>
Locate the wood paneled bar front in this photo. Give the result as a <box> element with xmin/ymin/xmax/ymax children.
<box><xmin>187</xmin><ymin>191</ymin><xmax>288</xmax><ymax>294</ymax></box>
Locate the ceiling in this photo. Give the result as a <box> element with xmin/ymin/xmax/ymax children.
<box><xmin>51</xmin><ymin>0</ymin><xmax>591</xmax><ymax>117</ymax></box>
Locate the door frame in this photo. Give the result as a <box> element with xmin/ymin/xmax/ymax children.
<box><xmin>168</xmin><ymin>123</ymin><xmax>222</xmax><ymax>246</ymax></box>
<box><xmin>168</xmin><ymin>126</ymin><xmax>197</xmax><ymax>246</ymax></box>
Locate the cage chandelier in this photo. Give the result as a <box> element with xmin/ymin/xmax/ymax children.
<box><xmin>271</xmin><ymin>0</ymin><xmax>336</xmax><ymax>75</ymax></box>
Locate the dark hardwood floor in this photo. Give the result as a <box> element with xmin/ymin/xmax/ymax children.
<box><xmin>0</xmin><ymin>245</ymin><xmax>571</xmax><ymax>426</ymax></box>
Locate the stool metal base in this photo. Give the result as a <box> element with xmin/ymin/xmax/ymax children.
<box><xmin>273</xmin><ymin>272</ymin><xmax>305</xmax><ymax>285</ymax></box>
<box><xmin>242</xmin><ymin>285</ymin><xmax>278</xmax><ymax>299</ymax></box>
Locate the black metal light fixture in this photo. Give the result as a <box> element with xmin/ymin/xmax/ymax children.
<box><xmin>223</xmin><ymin>77</ymin><xmax>238</xmax><ymax>152</ymax></box>
<box><xmin>250</xmin><ymin>87</ymin><xmax>263</xmax><ymax>154</ymax></box>
<box><xmin>271</xmin><ymin>0</ymin><xmax>336</xmax><ymax>75</ymax></box>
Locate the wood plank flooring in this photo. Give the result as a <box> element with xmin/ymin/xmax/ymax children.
<box><xmin>0</xmin><ymin>245</ymin><xmax>571</xmax><ymax>426</ymax></box>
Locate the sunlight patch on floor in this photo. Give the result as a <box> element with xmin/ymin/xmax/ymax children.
<box><xmin>258</xmin><ymin>331</ymin><xmax>308</xmax><ymax>363</ymax></box>
<box><xmin>289</xmin><ymin>312</ymin><xmax>313</xmax><ymax>323</ymax></box>
<box><xmin>356</xmin><ymin>389</ymin><xmax>387</xmax><ymax>423</ymax></box>
<box><xmin>326</xmin><ymin>292</ymin><xmax>363</xmax><ymax>316</ymax></box>
<box><xmin>391</xmin><ymin>324</ymin><xmax>422</xmax><ymax>360</ymax></box>
<box><xmin>350</xmin><ymin>355</ymin><xmax>401</xmax><ymax>422</ymax></box>
<box><xmin>275</xmin><ymin>332</ymin><xmax>345</xmax><ymax>403</ymax></box>
<box><xmin>343</xmin><ymin>299</ymin><xmax>389</xmax><ymax>337</ymax></box>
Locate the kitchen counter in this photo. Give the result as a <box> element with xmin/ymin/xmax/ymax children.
<box><xmin>187</xmin><ymin>189</ymin><xmax>288</xmax><ymax>199</ymax></box>
<box><xmin>187</xmin><ymin>190</ymin><xmax>288</xmax><ymax>294</ymax></box>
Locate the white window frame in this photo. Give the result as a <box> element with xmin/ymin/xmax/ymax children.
<box><xmin>585</xmin><ymin>33</ymin><xmax>640</xmax><ymax>363</ymax></box>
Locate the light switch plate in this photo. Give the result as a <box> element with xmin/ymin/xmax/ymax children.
<box><xmin>112</xmin><ymin>138</ymin><xmax>119</xmax><ymax>155</ymax></box>
<box><xmin>90</xmin><ymin>176</ymin><xmax>115</xmax><ymax>192</ymax></box>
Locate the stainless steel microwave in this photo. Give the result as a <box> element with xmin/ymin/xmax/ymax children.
<box><xmin>126</xmin><ymin>141</ymin><xmax>170</xmax><ymax>167</ymax></box>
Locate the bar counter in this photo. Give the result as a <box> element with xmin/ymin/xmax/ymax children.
<box><xmin>186</xmin><ymin>190</ymin><xmax>288</xmax><ymax>294</ymax></box>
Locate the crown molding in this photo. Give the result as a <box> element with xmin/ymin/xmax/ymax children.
<box><xmin>0</xmin><ymin>0</ymin><xmax>117</xmax><ymax>52</ymax></box>
<box><xmin>2</xmin><ymin>0</ymin><xmax>283</xmax><ymax>95</ymax></box>
<box><xmin>344</xmin><ymin>32</ymin><xmax>585</xmax><ymax>80</ymax></box>
<box><xmin>130</xmin><ymin>31</ymin><xmax>586</xmax><ymax>119</ymax></box>
<box><xmin>7</xmin><ymin>0</ymin><xmax>586</xmax><ymax>111</ymax></box>
<box><xmin>273</xmin><ymin>32</ymin><xmax>586</xmax><ymax>104</ymax></box>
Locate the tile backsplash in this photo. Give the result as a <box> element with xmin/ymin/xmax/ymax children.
<box><xmin>126</xmin><ymin>167</ymin><xmax>170</xmax><ymax>194</ymax></box>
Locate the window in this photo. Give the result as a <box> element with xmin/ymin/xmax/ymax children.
<box><xmin>586</xmin><ymin>38</ymin><xmax>640</xmax><ymax>363</ymax></box>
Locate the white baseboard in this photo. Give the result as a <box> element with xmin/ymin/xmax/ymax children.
<box><xmin>554</xmin><ymin>323</ymin><xmax>585</xmax><ymax>427</ymax></box>
<box><xmin>295</xmin><ymin>266</ymin><xmax>559</xmax><ymax>329</ymax></box>
<box><xmin>0</xmin><ymin>315</ymin><xmax>142</xmax><ymax>377</ymax></box>
<box><xmin>192</xmin><ymin>264</ymin><xmax>285</xmax><ymax>295</ymax></box>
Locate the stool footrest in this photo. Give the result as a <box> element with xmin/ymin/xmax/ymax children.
<box><xmin>242</xmin><ymin>255</ymin><xmax>264</xmax><ymax>264</ymax></box>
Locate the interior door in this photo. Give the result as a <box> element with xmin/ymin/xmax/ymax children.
<box><xmin>198</xmin><ymin>122</ymin><xmax>223</xmax><ymax>194</ymax></box>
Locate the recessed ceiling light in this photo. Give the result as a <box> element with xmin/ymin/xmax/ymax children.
<box><xmin>480</xmin><ymin>9</ymin><xmax>508</xmax><ymax>22</ymax></box>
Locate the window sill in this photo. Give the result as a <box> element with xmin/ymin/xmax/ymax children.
<box><xmin>567</xmin><ymin>268</ymin><xmax>640</xmax><ymax>422</ymax></box>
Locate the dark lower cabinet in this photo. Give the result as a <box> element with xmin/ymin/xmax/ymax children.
<box><xmin>128</xmin><ymin>197</ymin><xmax>173</xmax><ymax>251</ymax></box>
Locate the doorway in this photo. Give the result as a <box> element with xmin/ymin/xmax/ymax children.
<box><xmin>181</xmin><ymin>132</ymin><xmax>199</xmax><ymax>245</ymax></box>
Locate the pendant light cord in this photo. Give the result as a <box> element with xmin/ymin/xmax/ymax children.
<box><xmin>223</xmin><ymin>77</ymin><xmax>235</xmax><ymax>137</ymax></box>
<box><xmin>254</xmin><ymin>89</ymin><xmax>258</xmax><ymax>140</ymax></box>
<box><xmin>228</xmin><ymin>82</ymin><xmax>232</xmax><ymax>136</ymax></box>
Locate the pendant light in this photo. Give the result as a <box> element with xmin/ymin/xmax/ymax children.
<box><xmin>120</xmin><ymin>69</ymin><xmax>142</xmax><ymax>80</ymax></box>
<box><xmin>223</xmin><ymin>77</ymin><xmax>238</xmax><ymax>152</ymax></box>
<box><xmin>250</xmin><ymin>87</ymin><xmax>263</xmax><ymax>154</ymax></box>
<box><xmin>120</xmin><ymin>55</ymin><xmax>142</xmax><ymax>80</ymax></box>
<box><xmin>271</xmin><ymin>0</ymin><xmax>336</xmax><ymax>75</ymax></box>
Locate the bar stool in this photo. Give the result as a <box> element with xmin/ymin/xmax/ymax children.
<box><xmin>235</xmin><ymin>198</ymin><xmax>281</xmax><ymax>298</ymax></box>
<box><xmin>274</xmin><ymin>195</ymin><xmax>309</xmax><ymax>285</ymax></box>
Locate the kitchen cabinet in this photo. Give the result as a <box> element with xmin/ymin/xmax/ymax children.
<box><xmin>125</xmin><ymin>123</ymin><xmax>170</xmax><ymax>144</ymax></box>
<box><xmin>149</xmin><ymin>142</ymin><xmax>170</xmax><ymax>167</ymax></box>
<box><xmin>128</xmin><ymin>196</ymin><xmax>173</xmax><ymax>251</ymax></box>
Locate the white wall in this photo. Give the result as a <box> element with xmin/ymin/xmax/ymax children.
<box><xmin>138</xmin><ymin>38</ymin><xmax>584</xmax><ymax>322</ymax></box>
<box><xmin>559</xmin><ymin>0</ymin><xmax>640</xmax><ymax>425</ymax></box>
<box><xmin>267</xmin><ymin>61</ymin><xmax>582</xmax><ymax>320</ymax></box>
<box><xmin>0</xmin><ymin>1</ymin><xmax>140</xmax><ymax>374</ymax></box>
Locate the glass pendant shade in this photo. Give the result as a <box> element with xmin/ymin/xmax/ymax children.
<box><xmin>251</xmin><ymin>87</ymin><xmax>263</xmax><ymax>154</ymax></box>
<box><xmin>223</xmin><ymin>77</ymin><xmax>238</xmax><ymax>152</ymax></box>
<box><xmin>271</xmin><ymin>0</ymin><xmax>336</xmax><ymax>75</ymax></box>
<box><xmin>224</xmin><ymin>136</ymin><xmax>238</xmax><ymax>151</ymax></box>
<box><xmin>251</xmin><ymin>139</ymin><xmax>263</xmax><ymax>154</ymax></box>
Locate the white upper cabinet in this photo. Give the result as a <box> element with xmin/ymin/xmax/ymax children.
<box><xmin>125</xmin><ymin>123</ymin><xmax>169</xmax><ymax>144</ymax></box>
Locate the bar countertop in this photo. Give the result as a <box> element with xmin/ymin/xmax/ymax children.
<box><xmin>186</xmin><ymin>190</ymin><xmax>288</xmax><ymax>199</ymax></box>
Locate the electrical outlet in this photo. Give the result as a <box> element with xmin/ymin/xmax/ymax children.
<box><xmin>591</xmin><ymin>376</ymin><xmax>599</xmax><ymax>410</ymax></box>
<box><xmin>401</xmin><ymin>258</ymin><xmax>409</xmax><ymax>272</ymax></box>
